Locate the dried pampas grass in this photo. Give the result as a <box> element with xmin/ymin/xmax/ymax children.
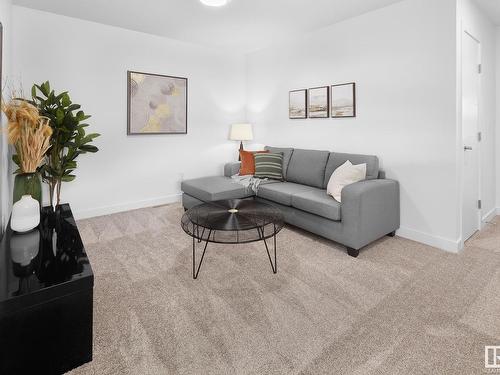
<box><xmin>2</xmin><ymin>98</ymin><xmax>53</xmax><ymax>173</ymax></box>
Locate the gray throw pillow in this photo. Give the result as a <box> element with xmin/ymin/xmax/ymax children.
<box><xmin>254</xmin><ymin>152</ymin><xmax>284</xmax><ymax>180</ymax></box>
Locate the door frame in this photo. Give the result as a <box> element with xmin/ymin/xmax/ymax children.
<box><xmin>457</xmin><ymin>27</ymin><xmax>482</xmax><ymax>249</ymax></box>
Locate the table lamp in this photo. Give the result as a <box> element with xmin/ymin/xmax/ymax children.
<box><xmin>229</xmin><ymin>123</ymin><xmax>253</xmax><ymax>160</ymax></box>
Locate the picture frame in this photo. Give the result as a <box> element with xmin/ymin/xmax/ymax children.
<box><xmin>308</xmin><ymin>86</ymin><xmax>329</xmax><ymax>118</ymax></box>
<box><xmin>289</xmin><ymin>89</ymin><xmax>307</xmax><ymax>119</ymax></box>
<box><xmin>127</xmin><ymin>70</ymin><xmax>188</xmax><ymax>135</ymax></box>
<box><xmin>331</xmin><ymin>82</ymin><xmax>356</xmax><ymax>118</ymax></box>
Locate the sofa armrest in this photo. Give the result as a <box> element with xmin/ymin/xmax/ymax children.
<box><xmin>341</xmin><ymin>179</ymin><xmax>400</xmax><ymax>249</ymax></box>
<box><xmin>224</xmin><ymin>162</ymin><xmax>241</xmax><ymax>177</ymax></box>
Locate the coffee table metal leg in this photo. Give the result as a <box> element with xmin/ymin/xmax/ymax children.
<box><xmin>274</xmin><ymin>230</ymin><xmax>277</xmax><ymax>272</ymax></box>
<box><xmin>261</xmin><ymin>226</ymin><xmax>277</xmax><ymax>274</ymax></box>
<box><xmin>193</xmin><ymin>228</ymin><xmax>212</xmax><ymax>279</ymax></box>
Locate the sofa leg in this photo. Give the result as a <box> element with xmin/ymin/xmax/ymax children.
<box><xmin>387</xmin><ymin>231</ymin><xmax>396</xmax><ymax>237</ymax></box>
<box><xmin>346</xmin><ymin>247</ymin><xmax>359</xmax><ymax>258</ymax></box>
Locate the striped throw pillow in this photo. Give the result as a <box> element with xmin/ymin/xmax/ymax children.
<box><xmin>254</xmin><ymin>152</ymin><xmax>284</xmax><ymax>180</ymax></box>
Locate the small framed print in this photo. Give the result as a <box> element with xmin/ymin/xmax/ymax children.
<box><xmin>308</xmin><ymin>86</ymin><xmax>329</xmax><ymax>118</ymax></box>
<box><xmin>331</xmin><ymin>82</ymin><xmax>356</xmax><ymax>118</ymax></box>
<box><xmin>289</xmin><ymin>89</ymin><xmax>307</xmax><ymax>119</ymax></box>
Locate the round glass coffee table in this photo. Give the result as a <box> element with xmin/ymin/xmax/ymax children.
<box><xmin>181</xmin><ymin>199</ymin><xmax>284</xmax><ymax>279</ymax></box>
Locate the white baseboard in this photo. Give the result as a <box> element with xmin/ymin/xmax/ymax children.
<box><xmin>396</xmin><ymin>226</ymin><xmax>461</xmax><ymax>253</ymax></box>
<box><xmin>482</xmin><ymin>207</ymin><xmax>497</xmax><ymax>224</ymax></box>
<box><xmin>70</xmin><ymin>196</ymin><xmax>497</xmax><ymax>252</ymax></box>
<box><xmin>72</xmin><ymin>193</ymin><xmax>182</xmax><ymax>220</ymax></box>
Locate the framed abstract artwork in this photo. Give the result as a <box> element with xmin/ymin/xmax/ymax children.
<box><xmin>331</xmin><ymin>82</ymin><xmax>356</xmax><ymax>118</ymax></box>
<box><xmin>289</xmin><ymin>89</ymin><xmax>307</xmax><ymax>119</ymax></box>
<box><xmin>308</xmin><ymin>86</ymin><xmax>329</xmax><ymax>118</ymax></box>
<box><xmin>127</xmin><ymin>70</ymin><xmax>188</xmax><ymax>135</ymax></box>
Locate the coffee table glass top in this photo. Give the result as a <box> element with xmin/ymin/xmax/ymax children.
<box><xmin>181</xmin><ymin>199</ymin><xmax>284</xmax><ymax>244</ymax></box>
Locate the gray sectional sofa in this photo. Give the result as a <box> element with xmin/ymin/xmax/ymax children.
<box><xmin>181</xmin><ymin>146</ymin><xmax>400</xmax><ymax>257</ymax></box>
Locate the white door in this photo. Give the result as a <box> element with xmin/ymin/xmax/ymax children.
<box><xmin>462</xmin><ymin>31</ymin><xmax>480</xmax><ymax>241</ymax></box>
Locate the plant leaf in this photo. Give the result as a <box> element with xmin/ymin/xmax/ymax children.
<box><xmin>67</xmin><ymin>104</ymin><xmax>81</xmax><ymax>112</ymax></box>
<box><xmin>12</xmin><ymin>154</ymin><xmax>21</xmax><ymax>166</ymax></box>
<box><xmin>79</xmin><ymin>145</ymin><xmax>98</xmax><ymax>153</ymax></box>
<box><xmin>40</xmin><ymin>81</ymin><xmax>50</xmax><ymax>96</ymax></box>
<box><xmin>61</xmin><ymin>93</ymin><xmax>71</xmax><ymax>107</ymax></box>
<box><xmin>61</xmin><ymin>175</ymin><xmax>76</xmax><ymax>182</ymax></box>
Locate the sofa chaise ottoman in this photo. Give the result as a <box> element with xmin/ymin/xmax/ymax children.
<box><xmin>181</xmin><ymin>146</ymin><xmax>400</xmax><ymax>257</ymax></box>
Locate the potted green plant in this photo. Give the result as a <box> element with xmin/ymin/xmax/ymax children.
<box><xmin>30</xmin><ymin>82</ymin><xmax>100</xmax><ymax>207</ymax></box>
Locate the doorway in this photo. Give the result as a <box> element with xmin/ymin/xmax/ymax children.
<box><xmin>461</xmin><ymin>30</ymin><xmax>481</xmax><ymax>242</ymax></box>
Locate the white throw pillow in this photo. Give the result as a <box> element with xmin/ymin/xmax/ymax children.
<box><xmin>327</xmin><ymin>160</ymin><xmax>367</xmax><ymax>202</ymax></box>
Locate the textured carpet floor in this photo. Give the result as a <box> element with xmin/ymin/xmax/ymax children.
<box><xmin>68</xmin><ymin>203</ymin><xmax>500</xmax><ymax>374</ymax></box>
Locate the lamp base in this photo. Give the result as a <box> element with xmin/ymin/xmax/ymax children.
<box><xmin>238</xmin><ymin>141</ymin><xmax>244</xmax><ymax>161</ymax></box>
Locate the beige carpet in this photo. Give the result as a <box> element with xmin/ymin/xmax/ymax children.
<box><xmin>68</xmin><ymin>203</ymin><xmax>500</xmax><ymax>374</ymax></box>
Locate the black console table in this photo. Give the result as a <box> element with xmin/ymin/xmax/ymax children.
<box><xmin>0</xmin><ymin>204</ymin><xmax>94</xmax><ymax>374</ymax></box>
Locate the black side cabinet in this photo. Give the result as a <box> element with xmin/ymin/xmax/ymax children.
<box><xmin>0</xmin><ymin>204</ymin><xmax>94</xmax><ymax>374</ymax></box>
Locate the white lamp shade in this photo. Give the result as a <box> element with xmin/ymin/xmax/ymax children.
<box><xmin>229</xmin><ymin>123</ymin><xmax>253</xmax><ymax>141</ymax></box>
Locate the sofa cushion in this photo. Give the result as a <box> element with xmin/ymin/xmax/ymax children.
<box><xmin>181</xmin><ymin>176</ymin><xmax>253</xmax><ymax>202</ymax></box>
<box><xmin>323</xmin><ymin>152</ymin><xmax>379</xmax><ymax>188</ymax></box>
<box><xmin>224</xmin><ymin>162</ymin><xmax>242</xmax><ymax>177</ymax></box>
<box><xmin>292</xmin><ymin>189</ymin><xmax>341</xmax><ymax>221</ymax></box>
<box><xmin>286</xmin><ymin>149</ymin><xmax>330</xmax><ymax>189</ymax></box>
<box><xmin>256</xmin><ymin>182</ymin><xmax>314</xmax><ymax>206</ymax></box>
<box><xmin>326</xmin><ymin>160</ymin><xmax>366</xmax><ymax>202</ymax></box>
<box><xmin>239</xmin><ymin>150</ymin><xmax>269</xmax><ymax>176</ymax></box>
<box><xmin>254</xmin><ymin>152</ymin><xmax>284</xmax><ymax>180</ymax></box>
<box><xmin>264</xmin><ymin>146</ymin><xmax>294</xmax><ymax>179</ymax></box>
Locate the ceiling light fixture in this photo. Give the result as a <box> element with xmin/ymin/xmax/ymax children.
<box><xmin>199</xmin><ymin>0</ymin><xmax>231</xmax><ymax>7</ymax></box>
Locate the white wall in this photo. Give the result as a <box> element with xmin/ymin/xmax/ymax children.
<box><xmin>8</xmin><ymin>0</ymin><xmax>498</xmax><ymax>252</ymax></box>
<box><xmin>246</xmin><ymin>0</ymin><xmax>460</xmax><ymax>251</ymax></box>
<box><xmin>457</xmin><ymin>0</ymin><xmax>497</xmax><ymax>227</ymax></box>
<box><xmin>497</xmin><ymin>27</ymin><xmax>500</xmax><ymax>210</ymax></box>
<box><xmin>12</xmin><ymin>6</ymin><xmax>247</xmax><ymax>219</ymax></box>
<box><xmin>0</xmin><ymin>0</ymin><xmax>12</xmax><ymax>235</ymax></box>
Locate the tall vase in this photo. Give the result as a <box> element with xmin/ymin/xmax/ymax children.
<box><xmin>13</xmin><ymin>173</ymin><xmax>42</xmax><ymax>207</ymax></box>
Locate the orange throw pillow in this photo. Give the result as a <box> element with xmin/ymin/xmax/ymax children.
<box><xmin>239</xmin><ymin>150</ymin><xmax>269</xmax><ymax>175</ymax></box>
